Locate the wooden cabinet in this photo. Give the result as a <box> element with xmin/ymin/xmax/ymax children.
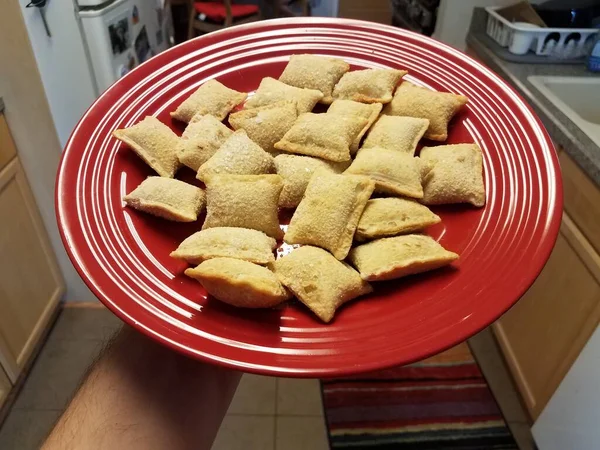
<box><xmin>0</xmin><ymin>366</ymin><xmax>10</xmax><ymax>409</ymax></box>
<box><xmin>338</xmin><ymin>0</ymin><xmax>392</xmax><ymax>24</ymax></box>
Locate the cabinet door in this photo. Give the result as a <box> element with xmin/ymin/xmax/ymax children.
<box><xmin>0</xmin><ymin>365</ymin><xmax>10</xmax><ymax>409</ymax></box>
<box><xmin>494</xmin><ymin>215</ymin><xmax>600</xmax><ymax>420</ymax></box>
<box><xmin>0</xmin><ymin>158</ymin><xmax>64</xmax><ymax>382</ymax></box>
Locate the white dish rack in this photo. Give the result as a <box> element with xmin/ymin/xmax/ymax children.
<box><xmin>485</xmin><ymin>6</ymin><xmax>598</xmax><ymax>59</ymax></box>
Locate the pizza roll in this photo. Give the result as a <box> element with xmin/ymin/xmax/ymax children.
<box><xmin>185</xmin><ymin>258</ymin><xmax>290</xmax><ymax>308</ymax></box>
<box><xmin>123</xmin><ymin>177</ymin><xmax>205</xmax><ymax>222</ymax></box>
<box><xmin>196</xmin><ymin>130</ymin><xmax>275</xmax><ymax>182</ymax></box>
<box><xmin>355</xmin><ymin>198</ymin><xmax>441</xmax><ymax>241</ymax></box>
<box><xmin>171</xmin><ymin>227</ymin><xmax>277</xmax><ymax>265</ymax></box>
<box><xmin>170</xmin><ymin>79</ymin><xmax>247</xmax><ymax>123</ymax></box>
<box><xmin>112</xmin><ymin>116</ymin><xmax>180</xmax><ymax>178</ymax></box>
<box><xmin>284</xmin><ymin>170</ymin><xmax>375</xmax><ymax>259</ymax></box>
<box><xmin>279</xmin><ymin>54</ymin><xmax>350</xmax><ymax>104</ymax></box>
<box><xmin>229</xmin><ymin>101</ymin><xmax>298</xmax><ymax>153</ymax></box>
<box><xmin>362</xmin><ymin>115</ymin><xmax>429</xmax><ymax>155</ymax></box>
<box><xmin>348</xmin><ymin>234</ymin><xmax>459</xmax><ymax>281</ymax></box>
<box><xmin>176</xmin><ymin>115</ymin><xmax>233</xmax><ymax>171</ymax></box>
<box><xmin>383</xmin><ymin>82</ymin><xmax>468</xmax><ymax>141</ymax></box>
<box><xmin>203</xmin><ymin>174</ymin><xmax>284</xmax><ymax>239</ymax></box>
<box><xmin>274</xmin><ymin>113</ymin><xmax>367</xmax><ymax>162</ymax></box>
<box><xmin>420</xmin><ymin>143</ymin><xmax>485</xmax><ymax>207</ymax></box>
<box><xmin>332</xmin><ymin>68</ymin><xmax>407</xmax><ymax>104</ymax></box>
<box><xmin>345</xmin><ymin>147</ymin><xmax>425</xmax><ymax>199</ymax></box>
<box><xmin>327</xmin><ymin>100</ymin><xmax>382</xmax><ymax>153</ymax></box>
<box><xmin>245</xmin><ymin>77</ymin><xmax>323</xmax><ymax>113</ymax></box>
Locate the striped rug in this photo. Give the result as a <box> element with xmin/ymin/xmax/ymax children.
<box><xmin>321</xmin><ymin>343</ymin><xmax>517</xmax><ymax>449</ymax></box>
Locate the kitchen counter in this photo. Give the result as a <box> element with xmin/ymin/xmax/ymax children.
<box><xmin>467</xmin><ymin>8</ymin><xmax>600</xmax><ymax>186</ymax></box>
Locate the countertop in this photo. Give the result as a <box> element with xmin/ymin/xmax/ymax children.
<box><xmin>467</xmin><ymin>8</ymin><xmax>600</xmax><ymax>186</ymax></box>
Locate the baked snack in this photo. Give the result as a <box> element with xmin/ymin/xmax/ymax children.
<box><xmin>420</xmin><ymin>143</ymin><xmax>485</xmax><ymax>207</ymax></box>
<box><xmin>112</xmin><ymin>116</ymin><xmax>180</xmax><ymax>178</ymax></box>
<box><xmin>123</xmin><ymin>177</ymin><xmax>205</xmax><ymax>222</ymax></box>
<box><xmin>348</xmin><ymin>234</ymin><xmax>459</xmax><ymax>281</ymax></box>
<box><xmin>177</xmin><ymin>115</ymin><xmax>233</xmax><ymax>171</ymax></box>
<box><xmin>185</xmin><ymin>258</ymin><xmax>290</xmax><ymax>308</ymax></box>
<box><xmin>327</xmin><ymin>100</ymin><xmax>382</xmax><ymax>153</ymax></box>
<box><xmin>284</xmin><ymin>170</ymin><xmax>375</xmax><ymax>259</ymax></box>
<box><xmin>362</xmin><ymin>115</ymin><xmax>429</xmax><ymax>155</ymax></box>
<box><xmin>202</xmin><ymin>174</ymin><xmax>284</xmax><ymax>239</ymax></box>
<box><xmin>332</xmin><ymin>68</ymin><xmax>407</xmax><ymax>104</ymax></box>
<box><xmin>383</xmin><ymin>82</ymin><xmax>468</xmax><ymax>141</ymax></box>
<box><xmin>170</xmin><ymin>227</ymin><xmax>277</xmax><ymax>265</ymax></box>
<box><xmin>245</xmin><ymin>77</ymin><xmax>323</xmax><ymax>113</ymax></box>
<box><xmin>170</xmin><ymin>79</ymin><xmax>247</xmax><ymax>123</ymax></box>
<box><xmin>355</xmin><ymin>198</ymin><xmax>441</xmax><ymax>241</ymax></box>
<box><xmin>279</xmin><ymin>54</ymin><xmax>350</xmax><ymax>104</ymax></box>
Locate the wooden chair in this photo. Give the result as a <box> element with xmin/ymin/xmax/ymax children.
<box><xmin>188</xmin><ymin>0</ymin><xmax>261</xmax><ymax>38</ymax></box>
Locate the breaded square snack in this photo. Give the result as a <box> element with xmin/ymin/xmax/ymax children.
<box><xmin>202</xmin><ymin>174</ymin><xmax>284</xmax><ymax>239</ymax></box>
<box><xmin>327</xmin><ymin>100</ymin><xmax>382</xmax><ymax>153</ymax></box>
<box><xmin>348</xmin><ymin>234</ymin><xmax>459</xmax><ymax>281</ymax></box>
<box><xmin>185</xmin><ymin>258</ymin><xmax>290</xmax><ymax>308</ymax></box>
<box><xmin>170</xmin><ymin>79</ymin><xmax>247</xmax><ymax>123</ymax></box>
<box><xmin>363</xmin><ymin>115</ymin><xmax>429</xmax><ymax>155</ymax></box>
<box><xmin>279</xmin><ymin>54</ymin><xmax>350</xmax><ymax>104</ymax></box>
<box><xmin>420</xmin><ymin>143</ymin><xmax>485</xmax><ymax>207</ymax></box>
<box><xmin>123</xmin><ymin>177</ymin><xmax>205</xmax><ymax>222</ymax></box>
<box><xmin>332</xmin><ymin>68</ymin><xmax>407</xmax><ymax>104</ymax></box>
<box><xmin>177</xmin><ymin>115</ymin><xmax>233</xmax><ymax>171</ymax></box>
<box><xmin>245</xmin><ymin>77</ymin><xmax>323</xmax><ymax>113</ymax></box>
<box><xmin>170</xmin><ymin>227</ymin><xmax>277</xmax><ymax>265</ymax></box>
<box><xmin>113</xmin><ymin>116</ymin><xmax>180</xmax><ymax>178</ymax></box>
<box><xmin>383</xmin><ymin>82</ymin><xmax>468</xmax><ymax>141</ymax></box>
<box><xmin>284</xmin><ymin>170</ymin><xmax>375</xmax><ymax>259</ymax></box>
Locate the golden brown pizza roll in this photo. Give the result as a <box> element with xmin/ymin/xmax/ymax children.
<box><xmin>176</xmin><ymin>115</ymin><xmax>233</xmax><ymax>171</ymax></box>
<box><xmin>112</xmin><ymin>116</ymin><xmax>180</xmax><ymax>178</ymax></box>
<box><xmin>348</xmin><ymin>234</ymin><xmax>459</xmax><ymax>281</ymax></box>
<box><xmin>170</xmin><ymin>227</ymin><xmax>277</xmax><ymax>265</ymax></box>
<box><xmin>245</xmin><ymin>77</ymin><xmax>323</xmax><ymax>113</ymax></box>
<box><xmin>272</xmin><ymin>246</ymin><xmax>372</xmax><ymax>323</ymax></box>
<box><xmin>170</xmin><ymin>79</ymin><xmax>247</xmax><ymax>123</ymax></box>
<box><xmin>383</xmin><ymin>82</ymin><xmax>468</xmax><ymax>141</ymax></box>
<box><xmin>344</xmin><ymin>147</ymin><xmax>425</xmax><ymax>198</ymax></box>
<box><xmin>284</xmin><ymin>170</ymin><xmax>375</xmax><ymax>259</ymax></box>
<box><xmin>123</xmin><ymin>177</ymin><xmax>205</xmax><ymax>222</ymax></box>
<box><xmin>274</xmin><ymin>113</ymin><xmax>368</xmax><ymax>162</ymax></box>
<box><xmin>332</xmin><ymin>68</ymin><xmax>407</xmax><ymax>104</ymax></box>
<box><xmin>362</xmin><ymin>115</ymin><xmax>429</xmax><ymax>155</ymax></box>
<box><xmin>327</xmin><ymin>99</ymin><xmax>382</xmax><ymax>153</ymax></box>
<box><xmin>420</xmin><ymin>143</ymin><xmax>485</xmax><ymax>207</ymax></box>
<box><xmin>185</xmin><ymin>258</ymin><xmax>290</xmax><ymax>308</ymax></box>
<box><xmin>196</xmin><ymin>130</ymin><xmax>275</xmax><ymax>182</ymax></box>
<box><xmin>229</xmin><ymin>101</ymin><xmax>298</xmax><ymax>153</ymax></box>
<box><xmin>202</xmin><ymin>174</ymin><xmax>284</xmax><ymax>239</ymax></box>
<box><xmin>279</xmin><ymin>54</ymin><xmax>350</xmax><ymax>104</ymax></box>
<box><xmin>355</xmin><ymin>198</ymin><xmax>441</xmax><ymax>241</ymax></box>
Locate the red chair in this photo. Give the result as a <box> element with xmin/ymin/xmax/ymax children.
<box><xmin>188</xmin><ymin>0</ymin><xmax>261</xmax><ymax>37</ymax></box>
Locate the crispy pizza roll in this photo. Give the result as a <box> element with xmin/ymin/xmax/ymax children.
<box><xmin>279</xmin><ymin>54</ymin><xmax>350</xmax><ymax>104</ymax></box>
<box><xmin>383</xmin><ymin>82</ymin><xmax>468</xmax><ymax>141</ymax></box>
<box><xmin>420</xmin><ymin>143</ymin><xmax>485</xmax><ymax>207</ymax></box>
<box><xmin>112</xmin><ymin>116</ymin><xmax>180</xmax><ymax>178</ymax></box>
<box><xmin>196</xmin><ymin>130</ymin><xmax>275</xmax><ymax>182</ymax></box>
<box><xmin>123</xmin><ymin>177</ymin><xmax>205</xmax><ymax>222</ymax></box>
<box><xmin>327</xmin><ymin>100</ymin><xmax>382</xmax><ymax>153</ymax></box>
<box><xmin>170</xmin><ymin>79</ymin><xmax>247</xmax><ymax>123</ymax></box>
<box><xmin>345</xmin><ymin>147</ymin><xmax>425</xmax><ymax>198</ymax></box>
<box><xmin>284</xmin><ymin>170</ymin><xmax>375</xmax><ymax>259</ymax></box>
<box><xmin>170</xmin><ymin>227</ymin><xmax>277</xmax><ymax>265</ymax></box>
<box><xmin>202</xmin><ymin>174</ymin><xmax>284</xmax><ymax>239</ymax></box>
<box><xmin>229</xmin><ymin>101</ymin><xmax>298</xmax><ymax>153</ymax></box>
<box><xmin>332</xmin><ymin>68</ymin><xmax>407</xmax><ymax>104</ymax></box>
<box><xmin>348</xmin><ymin>234</ymin><xmax>459</xmax><ymax>281</ymax></box>
<box><xmin>274</xmin><ymin>113</ymin><xmax>367</xmax><ymax>162</ymax></box>
<box><xmin>176</xmin><ymin>115</ymin><xmax>233</xmax><ymax>171</ymax></box>
<box><xmin>355</xmin><ymin>198</ymin><xmax>441</xmax><ymax>241</ymax></box>
<box><xmin>185</xmin><ymin>258</ymin><xmax>290</xmax><ymax>308</ymax></box>
<box><xmin>245</xmin><ymin>77</ymin><xmax>323</xmax><ymax>113</ymax></box>
<box><xmin>362</xmin><ymin>115</ymin><xmax>429</xmax><ymax>155</ymax></box>
<box><xmin>272</xmin><ymin>246</ymin><xmax>372</xmax><ymax>323</ymax></box>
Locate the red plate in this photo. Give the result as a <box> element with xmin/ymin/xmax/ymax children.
<box><xmin>56</xmin><ymin>18</ymin><xmax>562</xmax><ymax>377</ymax></box>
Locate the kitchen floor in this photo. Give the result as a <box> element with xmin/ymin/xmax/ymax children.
<box><xmin>0</xmin><ymin>306</ymin><xmax>329</xmax><ymax>450</ymax></box>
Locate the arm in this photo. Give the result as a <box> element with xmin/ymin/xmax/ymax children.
<box><xmin>42</xmin><ymin>326</ymin><xmax>241</xmax><ymax>450</ymax></box>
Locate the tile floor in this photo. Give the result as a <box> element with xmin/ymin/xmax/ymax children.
<box><xmin>0</xmin><ymin>306</ymin><xmax>329</xmax><ymax>450</ymax></box>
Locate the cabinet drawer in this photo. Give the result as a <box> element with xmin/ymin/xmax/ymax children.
<box><xmin>0</xmin><ymin>115</ymin><xmax>17</xmax><ymax>171</ymax></box>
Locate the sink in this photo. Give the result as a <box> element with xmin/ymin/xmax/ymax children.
<box><xmin>527</xmin><ymin>76</ymin><xmax>600</xmax><ymax>147</ymax></box>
